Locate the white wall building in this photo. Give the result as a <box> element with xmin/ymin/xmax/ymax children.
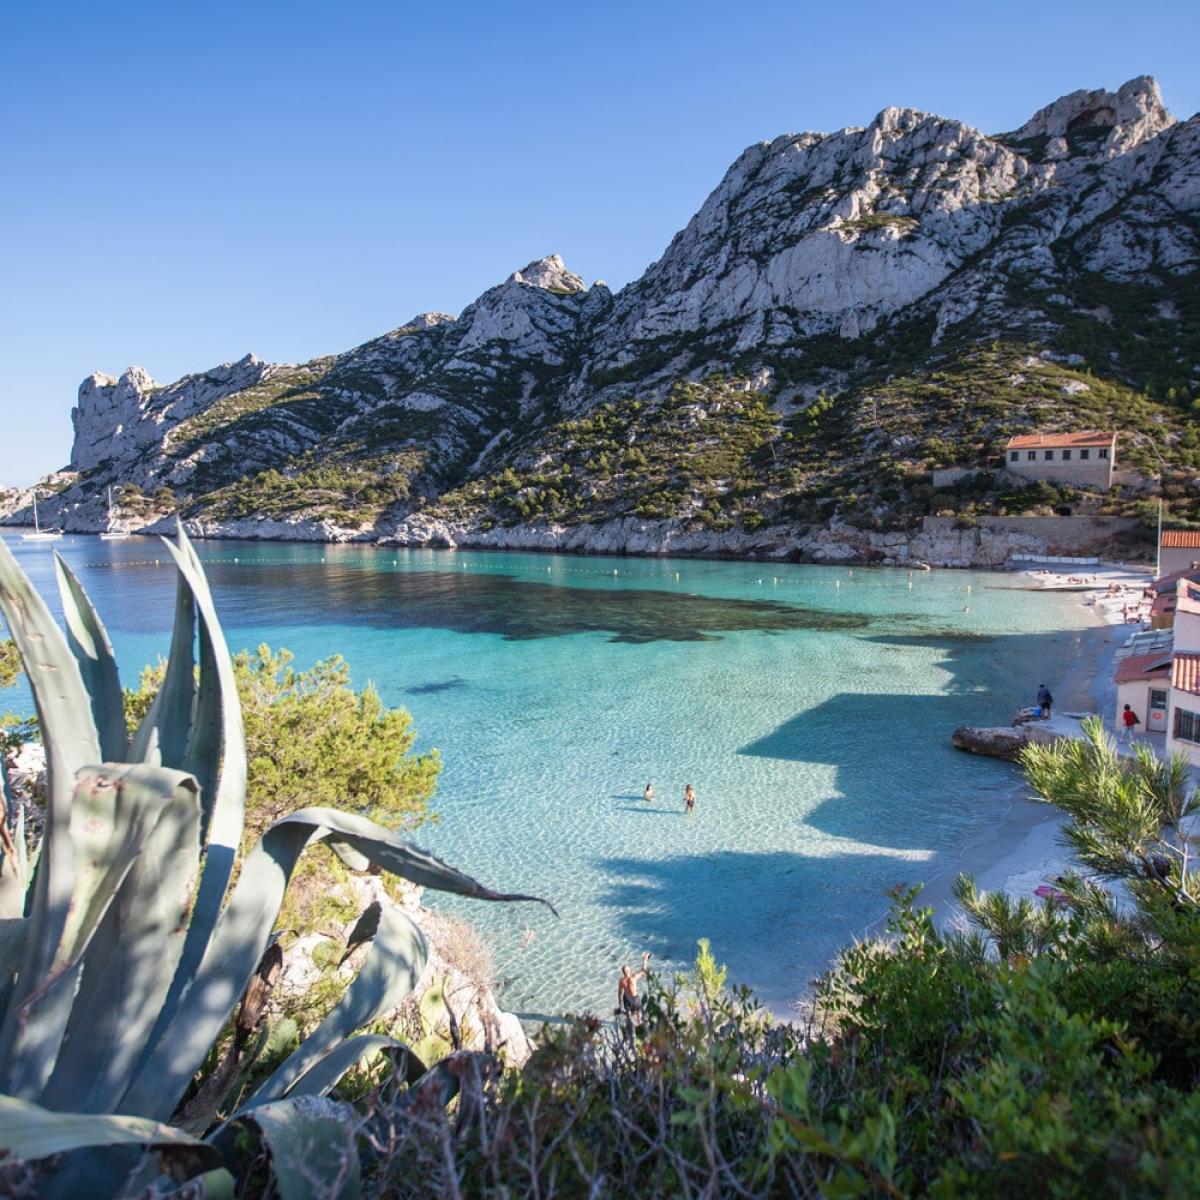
<box><xmin>1159</xmin><ymin>530</ymin><xmax>1200</xmax><ymax>578</ymax></box>
<box><xmin>1005</xmin><ymin>431</ymin><xmax>1116</xmax><ymax>491</ymax></box>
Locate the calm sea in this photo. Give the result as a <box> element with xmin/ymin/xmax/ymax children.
<box><xmin>2</xmin><ymin>534</ymin><xmax>1095</xmax><ymax>1015</ymax></box>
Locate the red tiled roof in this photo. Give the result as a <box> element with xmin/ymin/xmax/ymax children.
<box><xmin>1115</xmin><ymin>652</ymin><xmax>1173</xmax><ymax>684</ymax></box>
<box><xmin>1172</xmin><ymin>653</ymin><xmax>1200</xmax><ymax>696</ymax></box>
<box><xmin>1151</xmin><ymin>565</ymin><xmax>1200</xmax><ymax>593</ymax></box>
<box><xmin>1161</xmin><ymin>530</ymin><xmax>1200</xmax><ymax>549</ymax></box>
<box><xmin>1005</xmin><ymin>430</ymin><xmax>1115</xmax><ymax>450</ymax></box>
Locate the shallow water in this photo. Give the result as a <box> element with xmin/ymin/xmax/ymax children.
<box><xmin>2</xmin><ymin>535</ymin><xmax>1096</xmax><ymax>1015</ymax></box>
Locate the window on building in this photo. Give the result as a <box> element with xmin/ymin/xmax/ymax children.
<box><xmin>1027</xmin><ymin>451</ymin><xmax>1036</xmax><ymax>461</ymax></box>
<box><xmin>1010</xmin><ymin>450</ymin><xmax>1019</xmax><ymax>462</ymax></box>
<box><xmin>1099</xmin><ymin>448</ymin><xmax>1109</xmax><ymax>459</ymax></box>
<box><xmin>1175</xmin><ymin>707</ymin><xmax>1200</xmax><ymax>744</ymax></box>
<box><xmin>1062</xmin><ymin>449</ymin><xmax>1072</xmax><ymax>460</ymax></box>
<box><xmin>1150</xmin><ymin>688</ymin><xmax>1168</xmax><ymax>712</ymax></box>
<box><xmin>1080</xmin><ymin>448</ymin><xmax>1090</xmax><ymax>459</ymax></box>
<box><xmin>1044</xmin><ymin>450</ymin><xmax>1054</xmax><ymax>460</ymax></box>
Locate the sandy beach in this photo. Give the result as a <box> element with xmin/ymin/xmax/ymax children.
<box><xmin>927</xmin><ymin>561</ymin><xmax>1152</xmax><ymax>928</ymax></box>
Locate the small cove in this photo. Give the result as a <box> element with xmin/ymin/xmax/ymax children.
<box><xmin>3</xmin><ymin>535</ymin><xmax>1096</xmax><ymax>1015</ymax></box>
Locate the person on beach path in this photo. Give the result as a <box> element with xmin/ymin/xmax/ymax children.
<box><xmin>684</xmin><ymin>784</ymin><xmax>696</xmax><ymax>814</ymax></box>
<box><xmin>644</xmin><ymin>783</ymin><xmax>654</xmax><ymax>803</ymax></box>
<box><xmin>1037</xmin><ymin>685</ymin><xmax>1053</xmax><ymax>719</ymax></box>
<box><xmin>1120</xmin><ymin>704</ymin><xmax>1141</xmax><ymax>743</ymax></box>
<box><xmin>617</xmin><ymin>952</ymin><xmax>651</xmax><ymax>1032</ymax></box>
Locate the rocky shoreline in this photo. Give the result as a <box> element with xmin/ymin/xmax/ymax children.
<box><xmin>8</xmin><ymin>508</ymin><xmax>1145</xmax><ymax>571</ymax></box>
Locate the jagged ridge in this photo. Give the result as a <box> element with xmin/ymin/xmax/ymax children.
<box><xmin>19</xmin><ymin>77</ymin><xmax>1200</xmax><ymax>552</ymax></box>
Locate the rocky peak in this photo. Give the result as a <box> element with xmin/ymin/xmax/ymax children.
<box><xmin>508</xmin><ymin>254</ymin><xmax>585</xmax><ymax>294</ymax></box>
<box><xmin>1013</xmin><ymin>75</ymin><xmax>1173</xmax><ymax>154</ymax></box>
<box><xmin>118</xmin><ymin>365</ymin><xmax>159</xmax><ymax>394</ymax></box>
<box><xmin>402</xmin><ymin>311</ymin><xmax>457</xmax><ymax>331</ymax></box>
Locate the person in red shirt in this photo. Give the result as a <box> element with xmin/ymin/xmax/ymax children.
<box><xmin>1120</xmin><ymin>704</ymin><xmax>1141</xmax><ymax>743</ymax></box>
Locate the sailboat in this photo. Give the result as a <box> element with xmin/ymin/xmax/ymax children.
<box><xmin>99</xmin><ymin>486</ymin><xmax>130</xmax><ymax>540</ymax></box>
<box><xmin>20</xmin><ymin>493</ymin><xmax>63</xmax><ymax>542</ymax></box>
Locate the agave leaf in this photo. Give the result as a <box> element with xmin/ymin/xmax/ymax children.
<box><xmin>0</xmin><ymin>916</ymin><xmax>28</xmax><ymax>1018</ymax></box>
<box><xmin>57</xmin><ymin>765</ymin><xmax>198</xmax><ymax>971</ymax></box>
<box><xmin>53</xmin><ymin>554</ymin><xmax>127</xmax><ymax>762</ymax></box>
<box><xmin>131</xmin><ymin>528</ymin><xmax>248</xmax><ymax>1095</ymax></box>
<box><xmin>0</xmin><ymin>756</ymin><xmax>28</xmax><ymax>921</ymax></box>
<box><xmin>2</xmin><ymin>765</ymin><xmax>198</xmax><ymax>1102</ymax></box>
<box><xmin>41</xmin><ymin>767</ymin><xmax>202</xmax><ymax>1114</ymax></box>
<box><xmin>130</xmin><ymin>568</ymin><xmax>195</xmax><ymax>767</ymax></box>
<box><xmin>0</xmin><ymin>539</ymin><xmax>97</xmax><ymax>1078</ymax></box>
<box><xmin>123</xmin><ymin>807</ymin><xmax>551</xmax><ymax>1120</ymax></box>
<box><xmin>249</xmin><ymin>903</ymin><xmax>427</xmax><ymax>1106</ymax></box>
<box><xmin>210</xmin><ymin>1096</ymin><xmax>362</xmax><ymax>1200</ymax></box>
<box><xmin>258</xmin><ymin>1034</ymin><xmax>420</xmax><ymax>1107</ymax></box>
<box><xmin>0</xmin><ymin>1094</ymin><xmax>215</xmax><ymax>1162</ymax></box>
<box><xmin>389</xmin><ymin>1050</ymin><xmax>477</xmax><ymax>1114</ymax></box>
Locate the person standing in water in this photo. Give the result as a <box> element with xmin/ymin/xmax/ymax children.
<box><xmin>644</xmin><ymin>783</ymin><xmax>655</xmax><ymax>802</ymax></box>
<box><xmin>617</xmin><ymin>952</ymin><xmax>651</xmax><ymax>1031</ymax></box>
<box><xmin>684</xmin><ymin>784</ymin><xmax>696</xmax><ymax>814</ymax></box>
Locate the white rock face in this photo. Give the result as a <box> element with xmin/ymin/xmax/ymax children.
<box><xmin>70</xmin><ymin>353</ymin><xmax>271</xmax><ymax>472</ymax></box>
<box><xmin>31</xmin><ymin>75</ymin><xmax>1197</xmax><ymax>558</ymax></box>
<box><xmin>508</xmin><ymin>253</ymin><xmax>585</xmax><ymax>293</ymax></box>
<box><xmin>1013</xmin><ymin>75</ymin><xmax>1173</xmax><ymax>156</ymax></box>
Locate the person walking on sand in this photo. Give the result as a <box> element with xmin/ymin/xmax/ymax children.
<box><xmin>643</xmin><ymin>783</ymin><xmax>655</xmax><ymax>803</ymax></box>
<box><xmin>617</xmin><ymin>952</ymin><xmax>651</xmax><ymax>1032</ymax></box>
<box><xmin>1037</xmin><ymin>684</ymin><xmax>1053</xmax><ymax>720</ymax></box>
<box><xmin>1120</xmin><ymin>704</ymin><xmax>1141</xmax><ymax>743</ymax></box>
<box><xmin>684</xmin><ymin>784</ymin><xmax>696</xmax><ymax>814</ymax></box>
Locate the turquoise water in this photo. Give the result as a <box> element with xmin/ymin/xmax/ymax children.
<box><xmin>2</xmin><ymin>535</ymin><xmax>1094</xmax><ymax>1015</ymax></box>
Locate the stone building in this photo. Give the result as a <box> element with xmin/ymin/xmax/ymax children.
<box><xmin>1159</xmin><ymin>530</ymin><xmax>1200</xmax><ymax>577</ymax></box>
<box><xmin>1004</xmin><ymin>431</ymin><xmax>1117</xmax><ymax>491</ymax></box>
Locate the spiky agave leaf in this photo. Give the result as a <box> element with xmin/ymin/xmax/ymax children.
<box><xmin>0</xmin><ymin>540</ymin><xmax>98</xmax><ymax>1090</ymax></box>
<box><xmin>0</xmin><ymin>1094</ymin><xmax>218</xmax><ymax>1163</ymax></box>
<box><xmin>53</xmin><ymin>554</ymin><xmax>127</xmax><ymax>763</ymax></box>
<box><xmin>123</xmin><ymin>805</ymin><xmax>553</xmax><ymax>1120</ymax></box>
<box><xmin>246</xmin><ymin>901</ymin><xmax>427</xmax><ymax>1107</ymax></box>
<box><xmin>40</xmin><ymin>766</ymin><xmax>202</xmax><ymax>1113</ymax></box>
<box><xmin>209</xmin><ymin>1096</ymin><xmax>363</xmax><ymax>1200</ymax></box>
<box><xmin>128</xmin><ymin>527</ymin><xmax>249</xmax><ymax>1098</ymax></box>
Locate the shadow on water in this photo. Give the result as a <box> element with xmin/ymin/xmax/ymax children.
<box><xmin>406</xmin><ymin>677</ymin><xmax>468</xmax><ymax>695</ymax></box>
<box><xmin>596</xmin><ymin>848</ymin><xmax>919</xmax><ymax>1002</ymax></box>
<box><xmin>599</xmin><ymin>625</ymin><xmax>1113</xmax><ymax>1000</ymax></box>
<box><xmin>738</xmin><ymin>626</ymin><xmax>1112</xmax><ymax>852</ymax></box>
<box><xmin>190</xmin><ymin>563</ymin><xmax>873</xmax><ymax>643</ymax></box>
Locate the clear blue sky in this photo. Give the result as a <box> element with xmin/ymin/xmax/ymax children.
<box><xmin>2</xmin><ymin>0</ymin><xmax>1197</xmax><ymax>485</ymax></box>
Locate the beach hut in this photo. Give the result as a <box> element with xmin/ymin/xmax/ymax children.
<box><xmin>1158</xmin><ymin>532</ymin><xmax>1200</xmax><ymax>578</ymax></box>
<box><xmin>1167</xmin><ymin>651</ymin><xmax>1200</xmax><ymax>767</ymax></box>
<box><xmin>1114</xmin><ymin>652</ymin><xmax>1172</xmax><ymax>737</ymax></box>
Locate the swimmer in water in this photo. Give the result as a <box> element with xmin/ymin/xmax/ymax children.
<box><xmin>684</xmin><ymin>784</ymin><xmax>695</xmax><ymax>813</ymax></box>
<box><xmin>644</xmin><ymin>783</ymin><xmax>654</xmax><ymax>802</ymax></box>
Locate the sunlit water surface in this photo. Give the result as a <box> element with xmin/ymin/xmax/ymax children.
<box><xmin>2</xmin><ymin>535</ymin><xmax>1095</xmax><ymax>1015</ymax></box>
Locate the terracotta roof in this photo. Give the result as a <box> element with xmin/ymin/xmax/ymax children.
<box><xmin>1005</xmin><ymin>430</ymin><xmax>1116</xmax><ymax>450</ymax></box>
<box><xmin>1173</xmin><ymin>652</ymin><xmax>1200</xmax><ymax>696</ymax></box>
<box><xmin>1161</xmin><ymin>530</ymin><xmax>1200</xmax><ymax>549</ymax></box>
<box><xmin>1151</xmin><ymin>565</ymin><xmax>1200</xmax><ymax>593</ymax></box>
<box><xmin>1115</xmin><ymin>652</ymin><xmax>1173</xmax><ymax>684</ymax></box>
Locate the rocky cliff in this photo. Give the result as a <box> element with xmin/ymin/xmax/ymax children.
<box><xmin>18</xmin><ymin>77</ymin><xmax>1200</xmax><ymax>561</ymax></box>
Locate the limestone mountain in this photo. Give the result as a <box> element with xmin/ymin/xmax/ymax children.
<box><xmin>22</xmin><ymin>76</ymin><xmax>1200</xmax><ymax>556</ymax></box>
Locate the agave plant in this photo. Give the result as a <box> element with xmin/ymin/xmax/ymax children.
<box><xmin>0</xmin><ymin>528</ymin><xmax>552</xmax><ymax>1197</ymax></box>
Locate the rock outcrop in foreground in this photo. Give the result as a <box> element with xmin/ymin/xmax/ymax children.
<box><xmin>15</xmin><ymin>77</ymin><xmax>1198</xmax><ymax>562</ymax></box>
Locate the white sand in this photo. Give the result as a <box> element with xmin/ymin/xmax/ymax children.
<box><xmin>934</xmin><ymin>560</ymin><xmax>1154</xmax><ymax>927</ymax></box>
